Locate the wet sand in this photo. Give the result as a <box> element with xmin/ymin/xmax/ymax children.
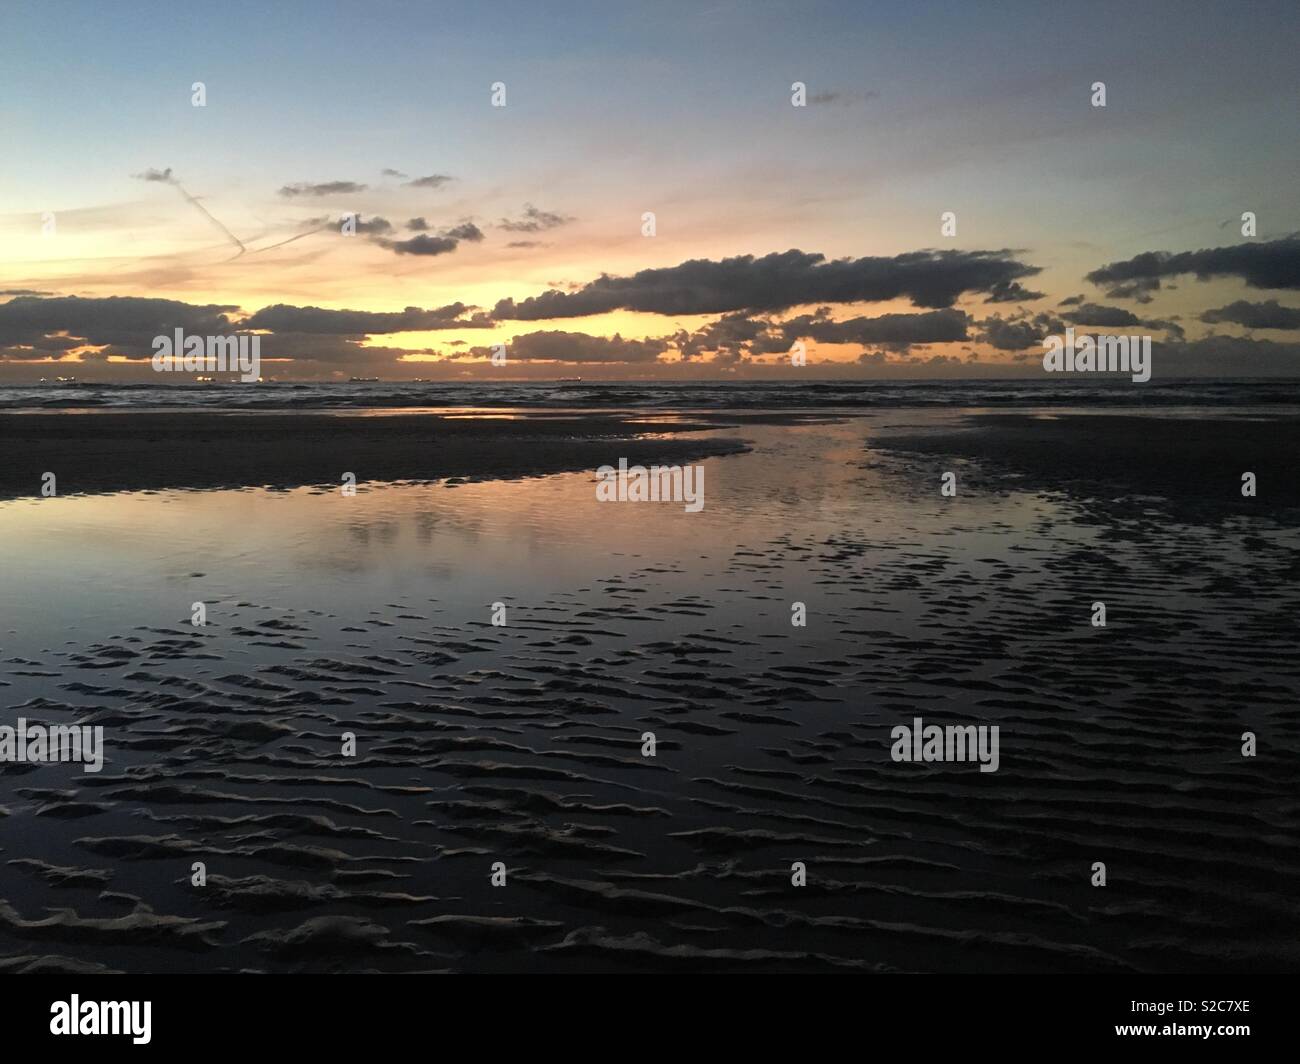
<box><xmin>0</xmin><ymin>411</ymin><xmax>749</xmax><ymax>498</ymax></box>
<box><xmin>2</xmin><ymin>409</ymin><xmax>1298</xmax><ymax>973</ymax></box>
<box><xmin>874</xmin><ymin>412</ymin><xmax>1300</xmax><ymax>520</ymax></box>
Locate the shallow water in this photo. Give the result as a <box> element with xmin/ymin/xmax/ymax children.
<box><xmin>2</xmin><ymin>410</ymin><xmax>1298</xmax><ymax>972</ymax></box>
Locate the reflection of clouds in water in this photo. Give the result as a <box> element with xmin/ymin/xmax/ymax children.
<box><xmin>1</xmin><ymin>412</ymin><xmax>1298</xmax><ymax>971</ymax></box>
<box><xmin>0</xmin><ymin>416</ymin><xmax>1041</xmax><ymax>638</ymax></box>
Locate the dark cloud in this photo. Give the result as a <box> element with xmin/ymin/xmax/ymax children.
<box><xmin>470</xmin><ymin>331</ymin><xmax>667</xmax><ymax>363</ymax></box>
<box><xmin>0</xmin><ymin>333</ymin><xmax>93</xmax><ymax>360</ymax></box>
<box><xmin>710</xmin><ymin>347</ymin><xmax>749</xmax><ymax>368</ymax></box>
<box><xmin>507</xmin><ymin>240</ymin><xmax>544</xmax><ymax>249</ymax></box>
<box><xmin>251</xmin><ymin>332</ymin><xmax>420</xmax><ymax>365</ymax></box>
<box><xmin>32</xmin><ymin>334</ymin><xmax>84</xmax><ymax>351</ymax></box>
<box><xmin>673</xmin><ymin>308</ymin><xmax>967</xmax><ymax>359</ymax></box>
<box><xmin>980</xmin><ymin>305</ymin><xmax>1184</xmax><ymax>349</ymax></box>
<box><xmin>1098</xmin><ymin>278</ymin><xmax>1161</xmax><ymax>303</ymax></box>
<box><xmin>1086</xmin><ymin>236</ymin><xmax>1300</xmax><ymax>294</ymax></box>
<box><xmin>975</xmin><ymin>312</ymin><xmax>1062</xmax><ymax>351</ymax></box>
<box><xmin>494</xmin><ymin>248</ymin><xmax>1041</xmax><ymax>319</ymax></box>
<box><xmin>0</xmin><ymin>295</ymin><xmax>237</xmax><ymax>359</ymax></box>
<box><xmin>1061</xmin><ymin>302</ymin><xmax>1186</xmax><ymax>339</ymax></box>
<box><xmin>0</xmin><ymin>295</ymin><xmax>493</xmax><ymax>367</ymax></box>
<box><xmin>374</xmin><ymin>220</ymin><xmax>482</xmax><ymax>256</ymax></box>
<box><xmin>0</xmin><ymin>289</ymin><xmax>54</xmax><ymax>297</ymax></box>
<box><xmin>278</xmin><ymin>181</ymin><xmax>368</xmax><ymax>198</ymax></box>
<box><xmin>403</xmin><ymin>174</ymin><xmax>453</xmax><ymax>189</ymax></box>
<box><xmin>377</xmin><ymin>234</ymin><xmax>459</xmax><ymax>256</ymax></box>
<box><xmin>674</xmin><ymin>312</ymin><xmax>784</xmax><ymax>359</ymax></box>
<box><xmin>1144</xmin><ymin>318</ymin><xmax>1186</xmax><ymax>341</ymax></box>
<box><xmin>1201</xmin><ymin>299</ymin><xmax>1300</xmax><ymax>330</ymax></box>
<box><xmin>1058</xmin><ymin>294</ymin><xmax>1084</xmax><ymax>306</ymax></box>
<box><xmin>381</xmin><ymin>168</ymin><xmax>408</xmax><ymax>179</ymax></box>
<box><xmin>670</xmin><ymin>304</ymin><xmax>967</xmax><ymax>359</ymax></box>
<box><xmin>352</xmin><ymin>215</ymin><xmax>393</xmax><ymax>235</ymax></box>
<box><xmin>132</xmin><ymin>167</ymin><xmax>175</xmax><ymax>183</ymax></box>
<box><xmin>1061</xmin><ymin>303</ymin><xmax>1141</xmax><ymax>327</ymax></box>
<box><xmin>243</xmin><ymin>303</ymin><xmax>491</xmax><ymax>334</ymax></box>
<box><xmin>444</xmin><ymin>222</ymin><xmax>485</xmax><ymax>242</ymax></box>
<box><xmin>787</xmin><ymin>308</ymin><xmax>968</xmax><ymax>346</ymax></box>
<box><xmin>984</xmin><ymin>280</ymin><xmax>1045</xmax><ymax>303</ymax></box>
<box><xmin>499</xmin><ymin>204</ymin><xmax>573</xmax><ymax>233</ymax></box>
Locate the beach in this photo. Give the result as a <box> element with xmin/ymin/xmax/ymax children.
<box><xmin>874</xmin><ymin>412</ymin><xmax>1300</xmax><ymax>521</ymax></box>
<box><xmin>0</xmin><ymin>411</ymin><xmax>749</xmax><ymax>498</ymax></box>
<box><xmin>2</xmin><ymin>402</ymin><xmax>1298</xmax><ymax>973</ymax></box>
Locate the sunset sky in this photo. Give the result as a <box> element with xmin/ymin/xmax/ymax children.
<box><xmin>2</xmin><ymin>0</ymin><xmax>1297</xmax><ymax>380</ymax></box>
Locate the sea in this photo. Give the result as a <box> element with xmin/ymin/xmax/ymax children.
<box><xmin>1</xmin><ymin>376</ymin><xmax>1297</xmax><ymax>411</ymax></box>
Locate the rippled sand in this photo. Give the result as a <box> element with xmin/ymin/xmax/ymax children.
<box><xmin>1</xmin><ymin>410</ymin><xmax>1297</xmax><ymax>972</ymax></box>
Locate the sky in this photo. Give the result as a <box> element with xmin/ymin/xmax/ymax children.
<box><xmin>1</xmin><ymin>0</ymin><xmax>1297</xmax><ymax>380</ymax></box>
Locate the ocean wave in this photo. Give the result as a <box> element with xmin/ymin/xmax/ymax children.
<box><xmin>1</xmin><ymin>378</ymin><xmax>1297</xmax><ymax>412</ymax></box>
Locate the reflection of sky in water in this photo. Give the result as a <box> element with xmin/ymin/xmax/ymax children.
<box><xmin>0</xmin><ymin>416</ymin><xmax>1055</xmax><ymax>669</ymax></box>
<box><xmin>4</xmin><ymin>412</ymin><xmax>1297</xmax><ymax>974</ymax></box>
<box><xmin>0</xmin><ymin>412</ymin><xmax>1067</xmax><ymax>821</ymax></box>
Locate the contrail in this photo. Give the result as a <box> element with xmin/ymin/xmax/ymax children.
<box><xmin>171</xmin><ymin>180</ymin><xmax>246</xmax><ymax>256</ymax></box>
<box><xmin>136</xmin><ymin>167</ymin><xmax>334</xmax><ymax>259</ymax></box>
<box><xmin>135</xmin><ymin>168</ymin><xmax>246</xmax><ymax>257</ymax></box>
<box><xmin>246</xmin><ymin>222</ymin><xmax>331</xmax><ymax>254</ymax></box>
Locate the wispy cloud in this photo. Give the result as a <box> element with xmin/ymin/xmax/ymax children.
<box><xmin>403</xmin><ymin>174</ymin><xmax>453</xmax><ymax>189</ymax></box>
<box><xmin>278</xmin><ymin>180</ymin><xmax>369</xmax><ymax>198</ymax></box>
<box><xmin>499</xmin><ymin>204</ymin><xmax>573</xmax><ymax>233</ymax></box>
